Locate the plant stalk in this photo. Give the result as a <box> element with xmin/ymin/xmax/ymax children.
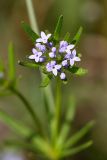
<box><xmin>55</xmin><ymin>78</ymin><xmax>62</xmax><ymax>135</ymax></box>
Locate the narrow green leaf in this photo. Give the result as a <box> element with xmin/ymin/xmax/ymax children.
<box><xmin>64</xmin><ymin>32</ymin><xmax>70</xmax><ymax>42</ymax></box>
<box><xmin>8</xmin><ymin>42</ymin><xmax>16</xmax><ymax>83</ymax></box>
<box><xmin>68</xmin><ymin>66</ymin><xmax>88</xmax><ymax>76</ymax></box>
<box><xmin>21</xmin><ymin>21</ymin><xmax>39</xmax><ymax>43</ymax></box>
<box><xmin>64</xmin><ymin>121</ymin><xmax>95</xmax><ymax>149</ymax></box>
<box><xmin>71</xmin><ymin>27</ymin><xmax>83</xmax><ymax>45</ymax></box>
<box><xmin>62</xmin><ymin>140</ymin><xmax>93</xmax><ymax>157</ymax></box>
<box><xmin>4</xmin><ymin>140</ymin><xmax>37</xmax><ymax>153</ymax></box>
<box><xmin>18</xmin><ymin>60</ymin><xmax>39</xmax><ymax>68</ymax></box>
<box><xmin>33</xmin><ymin>136</ymin><xmax>53</xmax><ymax>158</ymax></box>
<box><xmin>40</xmin><ymin>75</ymin><xmax>51</xmax><ymax>87</ymax></box>
<box><xmin>54</xmin><ymin>15</ymin><xmax>63</xmax><ymax>41</ymax></box>
<box><xmin>0</xmin><ymin>108</ymin><xmax>32</xmax><ymax>137</ymax></box>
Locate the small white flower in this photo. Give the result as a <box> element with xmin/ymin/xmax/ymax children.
<box><xmin>36</xmin><ymin>31</ymin><xmax>51</xmax><ymax>44</ymax></box>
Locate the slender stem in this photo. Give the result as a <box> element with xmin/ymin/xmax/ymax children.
<box><xmin>51</xmin><ymin>78</ymin><xmax>62</xmax><ymax>143</ymax></box>
<box><xmin>10</xmin><ymin>87</ymin><xmax>45</xmax><ymax>136</ymax></box>
<box><xmin>25</xmin><ymin>0</ymin><xmax>55</xmax><ymax>115</ymax></box>
<box><xmin>55</xmin><ymin>78</ymin><xmax>62</xmax><ymax>134</ymax></box>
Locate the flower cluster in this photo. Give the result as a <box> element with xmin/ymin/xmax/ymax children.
<box><xmin>29</xmin><ymin>31</ymin><xmax>81</xmax><ymax>80</ymax></box>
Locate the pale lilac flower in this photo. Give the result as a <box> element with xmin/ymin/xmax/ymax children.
<box><xmin>52</xmin><ymin>64</ymin><xmax>62</xmax><ymax>76</ymax></box>
<box><xmin>65</xmin><ymin>49</ymin><xmax>81</xmax><ymax>66</ymax></box>
<box><xmin>49</xmin><ymin>52</ymin><xmax>55</xmax><ymax>58</ymax></box>
<box><xmin>60</xmin><ymin>72</ymin><xmax>66</xmax><ymax>80</ymax></box>
<box><xmin>52</xmin><ymin>47</ymin><xmax>56</xmax><ymax>53</ymax></box>
<box><xmin>36</xmin><ymin>31</ymin><xmax>51</xmax><ymax>44</ymax></box>
<box><xmin>29</xmin><ymin>48</ymin><xmax>43</xmax><ymax>62</ymax></box>
<box><xmin>36</xmin><ymin>43</ymin><xmax>46</xmax><ymax>53</ymax></box>
<box><xmin>46</xmin><ymin>61</ymin><xmax>56</xmax><ymax>72</ymax></box>
<box><xmin>62</xmin><ymin>60</ymin><xmax>68</xmax><ymax>67</ymax></box>
<box><xmin>46</xmin><ymin>61</ymin><xmax>61</xmax><ymax>76</ymax></box>
<box><xmin>59</xmin><ymin>41</ymin><xmax>68</xmax><ymax>53</ymax></box>
<box><xmin>49</xmin><ymin>47</ymin><xmax>56</xmax><ymax>58</ymax></box>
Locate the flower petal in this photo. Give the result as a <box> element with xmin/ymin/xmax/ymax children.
<box><xmin>72</xmin><ymin>49</ymin><xmax>76</xmax><ymax>56</ymax></box>
<box><xmin>67</xmin><ymin>44</ymin><xmax>75</xmax><ymax>50</ymax></box>
<box><xmin>41</xmin><ymin>31</ymin><xmax>46</xmax><ymax>39</ymax></box>
<box><xmin>43</xmin><ymin>39</ymin><xmax>47</xmax><ymax>44</ymax></box>
<box><xmin>29</xmin><ymin>55</ymin><xmax>35</xmax><ymax>59</ymax></box>
<box><xmin>62</xmin><ymin>60</ymin><xmax>68</xmax><ymax>66</ymax></box>
<box><xmin>49</xmin><ymin>52</ymin><xmax>55</xmax><ymax>58</ymax></box>
<box><xmin>52</xmin><ymin>47</ymin><xmax>56</xmax><ymax>53</ymax></box>
<box><xmin>70</xmin><ymin>59</ymin><xmax>74</xmax><ymax>66</ymax></box>
<box><xmin>74</xmin><ymin>56</ymin><xmax>81</xmax><ymax>61</ymax></box>
<box><xmin>35</xmin><ymin>57</ymin><xmax>39</xmax><ymax>62</ymax></box>
<box><xmin>39</xmin><ymin>57</ymin><xmax>45</xmax><ymax>62</ymax></box>
<box><xmin>38</xmin><ymin>52</ymin><xmax>42</xmax><ymax>57</ymax></box>
<box><xmin>32</xmin><ymin>48</ymin><xmax>37</xmax><ymax>54</ymax></box>
<box><xmin>60</xmin><ymin>73</ymin><xmax>66</xmax><ymax>80</ymax></box>
<box><xmin>51</xmin><ymin>61</ymin><xmax>56</xmax><ymax>66</ymax></box>
<box><xmin>36</xmin><ymin>38</ymin><xmax>42</xmax><ymax>43</ymax></box>
<box><xmin>55</xmin><ymin>64</ymin><xmax>61</xmax><ymax>70</ymax></box>
<box><xmin>47</xmin><ymin>34</ymin><xmax>51</xmax><ymax>39</ymax></box>
<box><xmin>52</xmin><ymin>68</ymin><xmax>57</xmax><ymax>76</ymax></box>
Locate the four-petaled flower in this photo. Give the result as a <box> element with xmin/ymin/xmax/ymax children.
<box><xmin>46</xmin><ymin>61</ymin><xmax>61</xmax><ymax>76</ymax></box>
<box><xmin>36</xmin><ymin>31</ymin><xmax>51</xmax><ymax>44</ymax></box>
<box><xmin>65</xmin><ymin>49</ymin><xmax>81</xmax><ymax>66</ymax></box>
<box><xmin>29</xmin><ymin>48</ymin><xmax>43</xmax><ymax>62</ymax></box>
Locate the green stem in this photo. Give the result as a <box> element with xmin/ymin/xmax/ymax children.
<box><xmin>55</xmin><ymin>78</ymin><xmax>62</xmax><ymax>134</ymax></box>
<box><xmin>50</xmin><ymin>79</ymin><xmax>62</xmax><ymax>144</ymax></box>
<box><xmin>25</xmin><ymin>0</ymin><xmax>55</xmax><ymax>115</ymax></box>
<box><xmin>51</xmin><ymin>78</ymin><xmax>62</xmax><ymax>142</ymax></box>
<box><xmin>10</xmin><ymin>87</ymin><xmax>44</xmax><ymax>137</ymax></box>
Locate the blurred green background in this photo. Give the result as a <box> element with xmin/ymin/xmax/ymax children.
<box><xmin>0</xmin><ymin>0</ymin><xmax>107</xmax><ymax>159</ymax></box>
